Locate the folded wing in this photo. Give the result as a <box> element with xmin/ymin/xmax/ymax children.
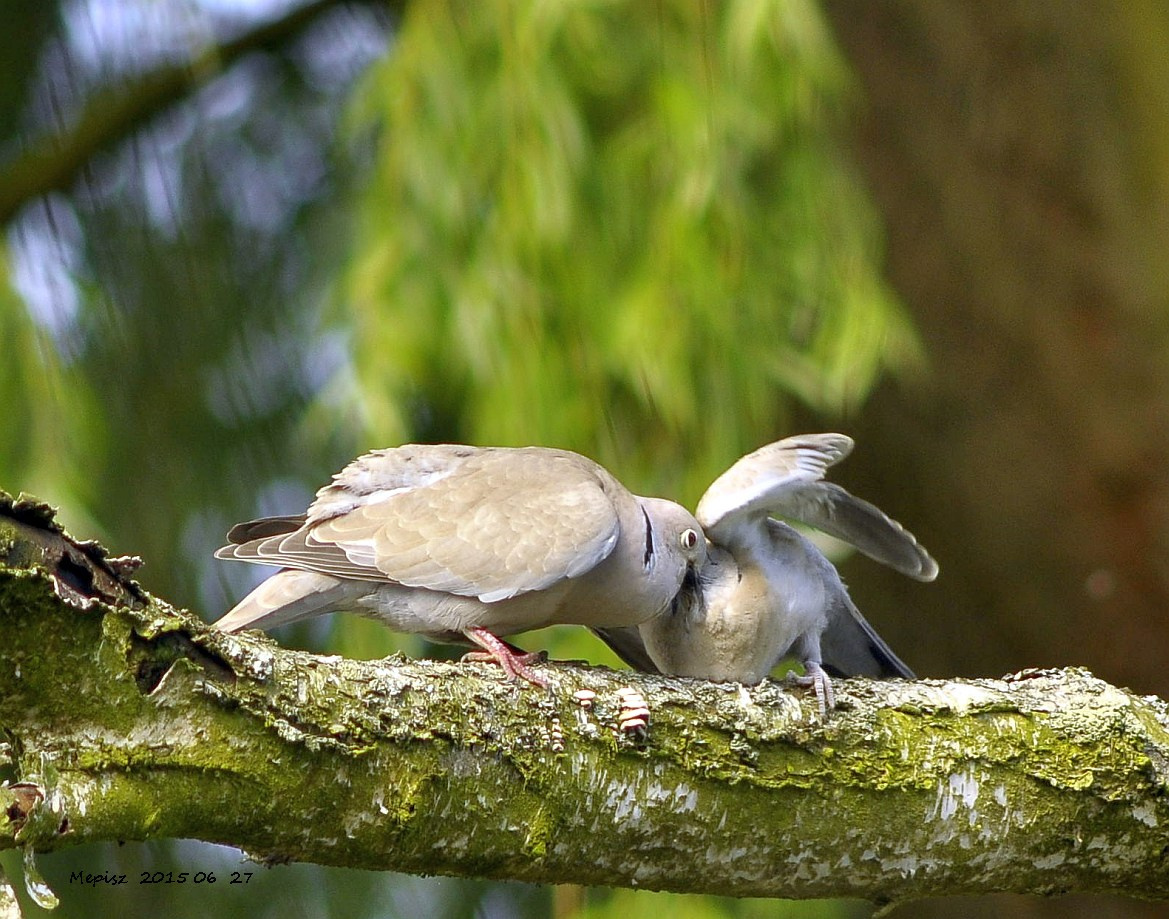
<box><xmin>215</xmin><ymin>445</ymin><xmax>622</xmax><ymax>603</ymax></box>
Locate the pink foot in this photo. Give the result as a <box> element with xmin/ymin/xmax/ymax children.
<box><xmin>462</xmin><ymin>627</ymin><xmax>549</xmax><ymax>687</ymax></box>
<box><xmin>785</xmin><ymin>659</ymin><xmax>836</xmax><ymax>716</ymax></box>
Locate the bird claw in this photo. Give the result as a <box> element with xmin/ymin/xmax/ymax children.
<box><xmin>784</xmin><ymin>660</ymin><xmax>835</xmax><ymax>716</ymax></box>
<box><xmin>462</xmin><ymin>628</ymin><xmax>549</xmax><ymax>687</ymax></box>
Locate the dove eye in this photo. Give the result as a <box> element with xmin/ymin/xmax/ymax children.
<box><xmin>680</xmin><ymin>528</ymin><xmax>700</xmax><ymax>550</ymax></box>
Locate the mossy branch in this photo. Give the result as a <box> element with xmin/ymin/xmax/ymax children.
<box><xmin>1</xmin><ymin>494</ymin><xmax>1168</xmax><ymax>905</ymax></box>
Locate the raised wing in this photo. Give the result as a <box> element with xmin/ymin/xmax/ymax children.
<box><xmin>697</xmin><ymin>434</ymin><xmax>937</xmax><ymax>582</ymax></box>
<box><xmin>696</xmin><ymin>434</ymin><xmax>853</xmax><ymax>534</ymax></box>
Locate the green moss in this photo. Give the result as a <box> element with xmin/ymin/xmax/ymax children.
<box><xmin>3</xmin><ymin>541</ymin><xmax>1169</xmax><ymax>897</ymax></box>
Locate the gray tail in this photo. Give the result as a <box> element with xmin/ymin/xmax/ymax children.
<box><xmin>592</xmin><ymin>627</ymin><xmax>661</xmax><ymax>674</ymax></box>
<box><xmin>820</xmin><ymin>594</ymin><xmax>914</xmax><ymax>679</ymax></box>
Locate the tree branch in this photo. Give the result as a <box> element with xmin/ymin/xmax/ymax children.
<box><xmin>0</xmin><ymin>0</ymin><xmax>396</xmax><ymax>226</ymax></box>
<box><xmin>1</xmin><ymin>493</ymin><xmax>1168</xmax><ymax>905</ymax></box>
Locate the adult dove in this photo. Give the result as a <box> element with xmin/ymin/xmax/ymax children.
<box><xmin>597</xmin><ymin>434</ymin><xmax>936</xmax><ymax>712</ymax></box>
<box><xmin>213</xmin><ymin>444</ymin><xmax>706</xmax><ymax>686</ymax></box>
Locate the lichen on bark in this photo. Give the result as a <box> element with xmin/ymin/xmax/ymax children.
<box><xmin>1</xmin><ymin>492</ymin><xmax>1168</xmax><ymax>903</ymax></box>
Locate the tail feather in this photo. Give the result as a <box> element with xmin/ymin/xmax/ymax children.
<box><xmin>214</xmin><ymin>569</ymin><xmax>361</xmax><ymax>632</ymax></box>
<box><xmin>224</xmin><ymin>514</ymin><xmax>307</xmax><ymax>546</ymax></box>
<box><xmin>592</xmin><ymin>626</ymin><xmax>661</xmax><ymax>674</ymax></box>
<box><xmin>820</xmin><ymin>593</ymin><xmax>914</xmax><ymax>679</ymax></box>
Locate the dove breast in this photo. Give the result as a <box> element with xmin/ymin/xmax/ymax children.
<box><xmin>641</xmin><ymin>521</ymin><xmax>832</xmax><ymax>683</ymax></box>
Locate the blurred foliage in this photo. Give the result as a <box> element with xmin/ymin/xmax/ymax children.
<box><xmin>0</xmin><ymin>0</ymin><xmax>58</xmax><ymax>139</ymax></box>
<box><xmin>339</xmin><ymin>0</ymin><xmax>918</xmax><ymax>505</ymax></box>
<box><xmin>1</xmin><ymin>842</ymin><xmax>551</xmax><ymax>919</ymax></box>
<box><xmin>0</xmin><ymin>1</ymin><xmax>916</xmax><ymax>918</ymax></box>
<box><xmin>563</xmin><ymin>886</ymin><xmax>871</xmax><ymax>919</ymax></box>
<box><xmin>0</xmin><ymin>248</ymin><xmax>92</xmax><ymax>513</ymax></box>
<box><xmin>1</xmin><ymin>1</ymin><xmax>383</xmax><ymax>616</ymax></box>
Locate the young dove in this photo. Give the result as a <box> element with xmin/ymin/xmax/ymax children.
<box><xmin>597</xmin><ymin>434</ymin><xmax>936</xmax><ymax>712</ymax></box>
<box><xmin>213</xmin><ymin>444</ymin><xmax>706</xmax><ymax>686</ymax></box>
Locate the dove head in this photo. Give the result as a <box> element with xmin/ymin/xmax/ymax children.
<box><xmin>638</xmin><ymin>497</ymin><xmax>707</xmax><ymax>578</ymax></box>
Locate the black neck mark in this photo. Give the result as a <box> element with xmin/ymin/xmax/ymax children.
<box><xmin>642</xmin><ymin>507</ymin><xmax>655</xmax><ymax>569</ymax></box>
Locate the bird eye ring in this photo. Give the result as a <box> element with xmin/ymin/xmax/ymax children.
<box><xmin>679</xmin><ymin>528</ymin><xmax>700</xmax><ymax>550</ymax></box>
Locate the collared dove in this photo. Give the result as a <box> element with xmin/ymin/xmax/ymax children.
<box><xmin>213</xmin><ymin>444</ymin><xmax>706</xmax><ymax>686</ymax></box>
<box><xmin>597</xmin><ymin>434</ymin><xmax>937</xmax><ymax>712</ymax></box>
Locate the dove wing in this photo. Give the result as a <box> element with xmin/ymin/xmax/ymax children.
<box><xmin>216</xmin><ymin>445</ymin><xmax>622</xmax><ymax>602</ymax></box>
<box><xmin>696</xmin><ymin>434</ymin><xmax>937</xmax><ymax>582</ymax></box>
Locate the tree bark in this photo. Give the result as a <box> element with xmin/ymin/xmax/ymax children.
<box><xmin>2</xmin><ymin>494</ymin><xmax>1169</xmax><ymax>906</ymax></box>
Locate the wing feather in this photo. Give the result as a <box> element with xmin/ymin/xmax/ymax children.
<box><xmin>216</xmin><ymin>445</ymin><xmax>623</xmax><ymax>601</ymax></box>
<box><xmin>697</xmin><ymin>434</ymin><xmax>937</xmax><ymax>581</ymax></box>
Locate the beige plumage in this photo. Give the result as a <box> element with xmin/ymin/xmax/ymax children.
<box><xmin>214</xmin><ymin>444</ymin><xmax>705</xmax><ymax>685</ymax></box>
<box><xmin>597</xmin><ymin>434</ymin><xmax>937</xmax><ymax>712</ymax></box>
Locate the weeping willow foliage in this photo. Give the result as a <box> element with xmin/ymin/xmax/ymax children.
<box><xmin>341</xmin><ymin>0</ymin><xmax>919</xmax><ymax>503</ymax></box>
<box><xmin>0</xmin><ymin>252</ymin><xmax>95</xmax><ymax>516</ymax></box>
